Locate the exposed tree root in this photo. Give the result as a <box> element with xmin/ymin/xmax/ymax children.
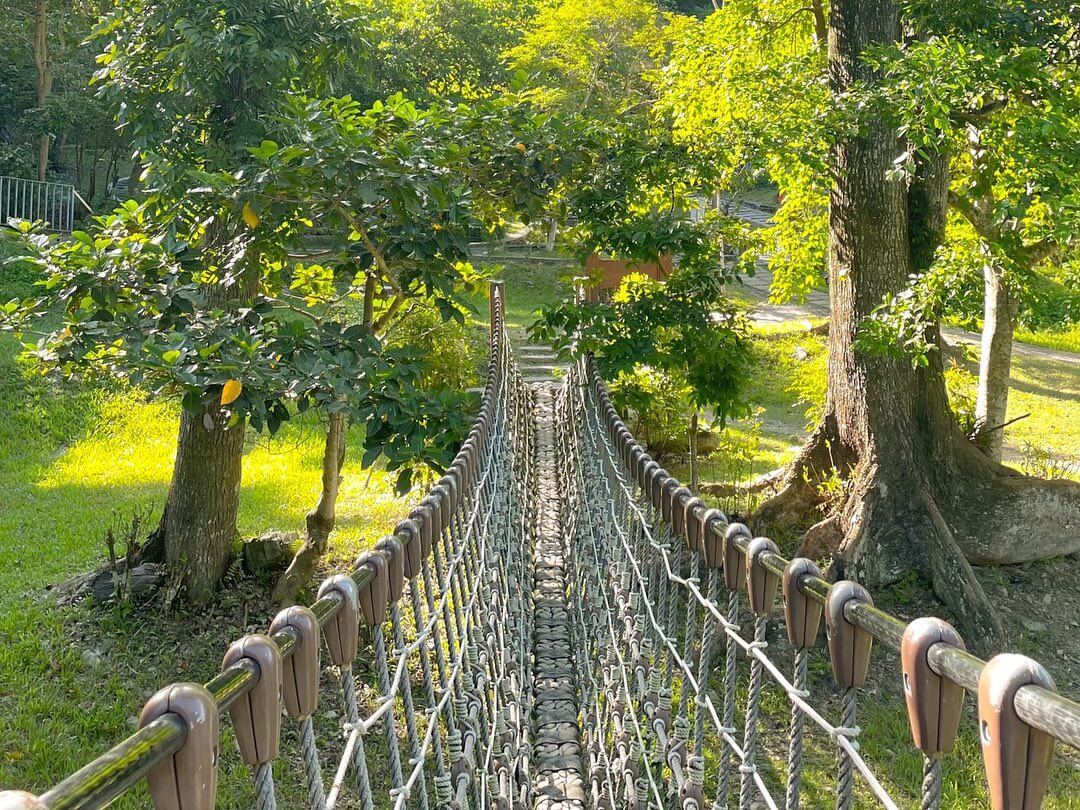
<box><xmin>698</xmin><ymin>465</ymin><xmax>787</xmax><ymax>499</ymax></box>
<box><xmin>821</xmin><ymin>466</ymin><xmax>1006</xmax><ymax>653</ymax></box>
<box><xmin>917</xmin><ymin>492</ymin><xmax>1006</xmax><ymax>653</ymax></box>
<box><xmin>798</xmin><ymin>514</ymin><xmax>842</xmax><ymax>558</ymax></box>
<box><xmin>751</xmin><ymin>416</ymin><xmax>848</xmax><ymax>536</ymax></box>
<box><xmin>942</xmin><ymin>442</ymin><xmax>1080</xmax><ymax>563</ymax></box>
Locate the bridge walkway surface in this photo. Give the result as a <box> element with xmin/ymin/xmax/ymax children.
<box><xmin>530</xmin><ymin>383</ymin><xmax>587</xmax><ymax>809</ymax></box>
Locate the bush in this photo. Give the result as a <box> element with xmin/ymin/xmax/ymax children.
<box><xmin>0</xmin><ymin>234</ymin><xmax>40</xmax><ymax>301</ymax></box>
<box><xmin>608</xmin><ymin>365</ymin><xmax>692</xmax><ymax>461</ymax></box>
<box><xmin>385</xmin><ymin>302</ymin><xmax>486</xmax><ymax>392</ymax></box>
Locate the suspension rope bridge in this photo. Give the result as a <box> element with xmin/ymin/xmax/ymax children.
<box><xmin>3</xmin><ymin>281</ymin><xmax>1079</xmax><ymax>810</ymax></box>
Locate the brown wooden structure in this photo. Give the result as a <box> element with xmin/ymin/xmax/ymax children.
<box><xmin>583</xmin><ymin>252</ymin><xmax>673</xmax><ymax>301</ymax></box>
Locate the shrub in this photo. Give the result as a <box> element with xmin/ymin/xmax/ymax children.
<box><xmin>385</xmin><ymin>302</ymin><xmax>485</xmax><ymax>392</ymax></box>
<box><xmin>608</xmin><ymin>365</ymin><xmax>692</xmax><ymax>461</ymax></box>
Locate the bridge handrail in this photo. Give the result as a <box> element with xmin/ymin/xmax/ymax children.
<box><xmin>579</xmin><ymin>351</ymin><xmax>1080</xmax><ymax>806</ymax></box>
<box><xmin>7</xmin><ymin>280</ymin><xmax>519</xmax><ymax>810</ymax></box>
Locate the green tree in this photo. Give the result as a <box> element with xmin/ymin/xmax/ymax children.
<box><xmin>5</xmin><ymin>78</ymin><xmax>566</xmax><ymax>604</ymax></box>
<box><xmin>537</xmin><ymin>270</ymin><xmax>752</xmax><ymax>489</ymax></box>
<box><xmin>360</xmin><ymin>0</ymin><xmax>532</xmax><ymax>99</ymax></box>
<box><xmin>661</xmin><ymin>0</ymin><xmax>1079</xmax><ymax>457</ymax></box>
<box><xmin>0</xmin><ymin>0</ymin><xmax>110</xmax><ymax>182</ymax></box>
<box><xmin>507</xmin><ymin>0</ymin><xmax>665</xmax><ymax>117</ymax></box>
<box><xmin>656</xmin><ymin>0</ymin><xmax>1080</xmax><ymax>642</ymax></box>
<box><xmin>861</xmin><ymin>4</ymin><xmax>1080</xmax><ymax>461</ymax></box>
<box><xmin>533</xmin><ymin>113</ymin><xmax>756</xmax><ymax>489</ymax></box>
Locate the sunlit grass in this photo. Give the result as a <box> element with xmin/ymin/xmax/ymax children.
<box><xmin>0</xmin><ymin>331</ymin><xmax>414</xmax><ymax>800</ymax></box>
<box><xmin>1015</xmin><ymin>322</ymin><xmax>1080</xmax><ymax>354</ymax></box>
<box><xmin>943</xmin><ymin>345</ymin><xmax>1080</xmax><ymax>471</ymax></box>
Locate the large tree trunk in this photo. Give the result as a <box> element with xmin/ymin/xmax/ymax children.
<box><xmin>755</xmin><ymin>0</ymin><xmax>1007</xmax><ymax>648</ymax></box>
<box><xmin>974</xmin><ymin>260</ymin><xmax>1016</xmax><ymax>462</ymax></box>
<box><xmin>755</xmin><ymin>0</ymin><xmax>1080</xmax><ymax>652</ymax></box>
<box><xmin>162</xmin><ymin>405</ymin><xmax>246</xmax><ymax>602</ymax></box>
<box><xmin>273</xmin><ymin>410</ymin><xmax>347</xmax><ymax>604</ymax></box>
<box><xmin>151</xmin><ymin>221</ymin><xmax>256</xmax><ymax>600</ymax></box>
<box><xmin>33</xmin><ymin>0</ymin><xmax>52</xmax><ymax>182</ymax></box>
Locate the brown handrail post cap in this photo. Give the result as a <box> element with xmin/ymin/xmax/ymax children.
<box><xmin>395</xmin><ymin>518</ymin><xmax>423</xmax><ymax>580</ymax></box>
<box><xmin>375</xmin><ymin>536</ymin><xmax>406</xmax><ymax>603</ymax></box>
<box><xmin>669</xmin><ymin>486</ymin><xmax>691</xmax><ymax>535</ymax></box>
<box><xmin>746</xmin><ymin>537</ymin><xmax>780</xmax><ymax>615</ymax></box>
<box><xmin>722</xmin><ymin>523</ymin><xmax>750</xmax><ymax>591</ymax></box>
<box><xmin>355</xmin><ymin>550</ymin><xmax>391</xmax><ymax>627</ymax></box>
<box><xmin>317</xmin><ymin>574</ymin><xmax>359</xmax><ymax>667</ymax></box>
<box><xmin>900</xmin><ymin>617</ymin><xmax>965</xmax><ymax>757</ymax></box>
<box><xmin>684</xmin><ymin>497</ymin><xmax>706</xmax><ymax>553</ymax></box>
<box><xmin>0</xmin><ymin>794</ymin><xmax>45</xmax><ymax>810</ymax></box>
<box><xmin>825</xmin><ymin>581</ymin><xmax>874</xmax><ymax>689</ymax></box>
<box><xmin>222</xmin><ymin>634</ymin><xmax>282</xmax><ymax>765</ymax></box>
<box><xmin>783</xmin><ymin>558</ymin><xmax>823</xmax><ymax>649</ymax></box>
<box><xmin>138</xmin><ymin>682</ymin><xmax>219</xmax><ymax>810</ymax></box>
<box><xmin>269</xmin><ymin>606</ymin><xmax>321</xmax><ymax>720</ymax></box>
<box><xmin>978</xmin><ymin>653</ymin><xmax>1057</xmax><ymax>810</ymax></box>
<box><xmin>661</xmin><ymin>478</ymin><xmax>680</xmax><ymax>523</ymax></box>
<box><xmin>701</xmin><ymin>509</ymin><xmax>727</xmax><ymax>568</ymax></box>
<box><xmin>649</xmin><ymin>468</ymin><xmax>668</xmax><ymax>510</ymax></box>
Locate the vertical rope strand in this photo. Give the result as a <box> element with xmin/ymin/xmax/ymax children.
<box><xmin>717</xmin><ymin>589</ymin><xmax>740</xmax><ymax>807</ymax></box>
<box><xmin>390</xmin><ymin>602</ymin><xmax>430</xmax><ymax>810</ymax></box>
<box><xmin>254</xmin><ymin>762</ymin><xmax>277</xmax><ymax>810</ymax></box>
<box><xmin>738</xmin><ymin>617</ymin><xmax>768</xmax><ymax>810</ymax></box>
<box><xmin>836</xmin><ymin>687</ymin><xmax>858</xmax><ymax>810</ymax></box>
<box><xmin>341</xmin><ymin>666</ymin><xmax>376</xmax><ymax>810</ymax></box>
<box><xmin>920</xmin><ymin>757</ymin><xmax>942</xmax><ymax>810</ymax></box>
<box><xmin>785</xmin><ymin>648</ymin><xmax>809</xmax><ymax>810</ymax></box>
<box><xmin>299</xmin><ymin>717</ymin><xmax>328</xmax><ymax>810</ymax></box>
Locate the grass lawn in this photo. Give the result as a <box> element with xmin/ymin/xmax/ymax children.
<box><xmin>0</xmin><ymin>331</ymin><xmax>415</xmax><ymax>803</ymax></box>
<box><xmin>1015</xmin><ymin>322</ymin><xmax>1080</xmax><ymax>354</ymax></box>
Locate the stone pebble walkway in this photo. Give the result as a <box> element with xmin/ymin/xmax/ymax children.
<box><xmin>530</xmin><ymin>384</ymin><xmax>587</xmax><ymax>810</ymax></box>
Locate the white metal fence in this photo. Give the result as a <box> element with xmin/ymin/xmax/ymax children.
<box><xmin>0</xmin><ymin>175</ymin><xmax>76</xmax><ymax>232</ymax></box>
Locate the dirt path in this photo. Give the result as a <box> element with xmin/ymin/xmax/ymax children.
<box><xmin>740</xmin><ymin>265</ymin><xmax>1079</xmax><ymax>365</ymax></box>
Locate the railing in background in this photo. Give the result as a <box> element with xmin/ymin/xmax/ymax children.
<box><xmin>564</xmin><ymin>352</ymin><xmax>1079</xmax><ymax>810</ymax></box>
<box><xmin>0</xmin><ymin>176</ymin><xmax>78</xmax><ymax>233</ymax></box>
<box><xmin>0</xmin><ymin>281</ymin><xmax>533</xmax><ymax>810</ymax></box>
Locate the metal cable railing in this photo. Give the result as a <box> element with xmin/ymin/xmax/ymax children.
<box><xmin>560</xmin><ymin>353</ymin><xmax>1080</xmax><ymax>810</ymax></box>
<box><xmin>0</xmin><ymin>176</ymin><xmax>77</xmax><ymax>233</ymax></box>
<box><xmin>0</xmin><ymin>281</ymin><xmax>534</xmax><ymax>810</ymax></box>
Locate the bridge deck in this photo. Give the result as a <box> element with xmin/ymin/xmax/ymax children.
<box><xmin>530</xmin><ymin>383</ymin><xmax>586</xmax><ymax>809</ymax></box>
